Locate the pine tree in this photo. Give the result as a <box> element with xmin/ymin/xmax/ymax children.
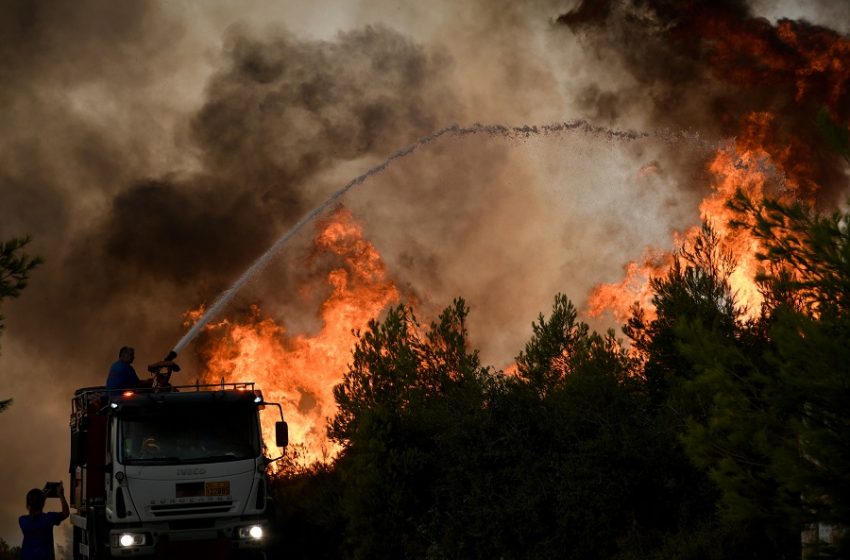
<box><xmin>729</xmin><ymin>193</ymin><xmax>850</xmax><ymax>556</ymax></box>
<box><xmin>329</xmin><ymin>299</ymin><xmax>491</xmax><ymax>559</ymax></box>
<box><xmin>0</xmin><ymin>236</ymin><xmax>42</xmax><ymax>413</ymax></box>
<box><xmin>626</xmin><ymin>222</ymin><xmax>800</xmax><ymax>557</ymax></box>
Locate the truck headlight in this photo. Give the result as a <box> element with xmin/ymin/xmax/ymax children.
<box><xmin>113</xmin><ymin>533</ymin><xmax>146</xmax><ymax>548</ymax></box>
<box><xmin>238</xmin><ymin>525</ymin><xmax>263</xmax><ymax>540</ymax></box>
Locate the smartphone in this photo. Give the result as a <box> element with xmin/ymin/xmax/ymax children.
<box><xmin>43</xmin><ymin>482</ymin><xmax>61</xmax><ymax>498</ymax></box>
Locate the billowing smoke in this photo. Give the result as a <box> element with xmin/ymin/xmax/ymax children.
<box><xmin>0</xmin><ymin>0</ymin><xmax>534</xmax><ymax>542</ymax></box>
<box><xmin>555</xmin><ymin>0</ymin><xmax>850</xmax><ymax>319</ymax></box>
<box><xmin>559</xmin><ymin>0</ymin><xmax>850</xmax><ymax>203</ymax></box>
<box><xmin>1</xmin><ymin>0</ymin><xmax>849</xmax><ymax>547</ymax></box>
<box><xmin>68</xmin><ymin>22</ymin><xmax>460</xmax><ymax>335</ymax></box>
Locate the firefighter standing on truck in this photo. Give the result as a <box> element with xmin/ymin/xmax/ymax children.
<box><xmin>105</xmin><ymin>346</ymin><xmax>140</xmax><ymax>392</ymax></box>
<box><xmin>106</xmin><ymin>346</ymin><xmax>181</xmax><ymax>392</ymax></box>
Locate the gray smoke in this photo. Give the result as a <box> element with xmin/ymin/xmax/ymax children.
<box><xmin>559</xmin><ymin>0</ymin><xmax>850</xmax><ymax>204</ymax></box>
<box><xmin>2</xmin><ymin>0</ymin><xmax>849</xmax><ymax>548</ymax></box>
<box><xmin>0</xmin><ymin>2</ymin><xmax>466</xmax><ymax>543</ymax></box>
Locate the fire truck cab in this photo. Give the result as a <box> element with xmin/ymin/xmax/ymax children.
<box><xmin>68</xmin><ymin>382</ymin><xmax>287</xmax><ymax>559</ymax></box>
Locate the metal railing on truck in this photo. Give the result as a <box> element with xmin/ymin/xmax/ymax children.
<box><xmin>71</xmin><ymin>381</ymin><xmax>259</xmax><ymax>423</ymax></box>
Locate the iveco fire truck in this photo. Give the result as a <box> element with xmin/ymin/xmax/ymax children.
<box><xmin>68</xmin><ymin>380</ymin><xmax>288</xmax><ymax>559</ymax></box>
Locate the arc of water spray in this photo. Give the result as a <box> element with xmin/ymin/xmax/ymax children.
<box><xmin>167</xmin><ymin>120</ymin><xmax>721</xmax><ymax>360</ymax></box>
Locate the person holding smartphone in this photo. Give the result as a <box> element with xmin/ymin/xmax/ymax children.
<box><xmin>19</xmin><ymin>482</ymin><xmax>69</xmax><ymax>560</ymax></box>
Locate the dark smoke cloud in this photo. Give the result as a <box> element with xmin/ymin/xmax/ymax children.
<box><xmin>194</xmin><ymin>26</ymin><xmax>449</xmax><ymax>183</ymax></box>
<box><xmin>3</xmin><ymin>0</ymin><xmax>850</xmax><ymax>548</ymax></box>
<box><xmin>0</xmin><ymin>4</ymin><xmax>462</xmax><ymax>542</ymax></box>
<box><xmin>559</xmin><ymin>0</ymin><xmax>850</xmax><ymax>204</ymax></box>
<box><xmin>79</xmin><ymin>24</ymin><xmax>458</xmax><ymax>295</ymax></box>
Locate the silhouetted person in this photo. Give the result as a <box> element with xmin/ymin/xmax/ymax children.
<box><xmin>106</xmin><ymin>346</ymin><xmax>140</xmax><ymax>392</ymax></box>
<box><xmin>19</xmin><ymin>483</ymin><xmax>69</xmax><ymax>560</ymax></box>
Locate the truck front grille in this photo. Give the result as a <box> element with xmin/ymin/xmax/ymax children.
<box><xmin>149</xmin><ymin>501</ymin><xmax>234</xmax><ymax>517</ymax></box>
<box><xmin>168</xmin><ymin>518</ymin><xmax>216</xmax><ymax>530</ymax></box>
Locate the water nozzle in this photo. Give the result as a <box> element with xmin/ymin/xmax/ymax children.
<box><xmin>148</xmin><ymin>350</ymin><xmax>181</xmax><ymax>381</ymax></box>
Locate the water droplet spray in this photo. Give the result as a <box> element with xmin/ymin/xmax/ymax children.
<box><xmin>164</xmin><ymin>120</ymin><xmax>719</xmax><ymax>361</ymax></box>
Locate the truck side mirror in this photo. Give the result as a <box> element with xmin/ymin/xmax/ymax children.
<box><xmin>275</xmin><ymin>421</ymin><xmax>288</xmax><ymax>448</ymax></box>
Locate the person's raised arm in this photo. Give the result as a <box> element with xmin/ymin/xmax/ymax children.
<box><xmin>57</xmin><ymin>482</ymin><xmax>69</xmax><ymax>521</ymax></box>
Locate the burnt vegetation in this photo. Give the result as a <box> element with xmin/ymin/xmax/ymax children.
<box><xmin>267</xmin><ymin>195</ymin><xmax>850</xmax><ymax>560</ymax></box>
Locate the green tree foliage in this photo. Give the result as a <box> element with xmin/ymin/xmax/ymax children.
<box><xmin>514</xmin><ymin>294</ymin><xmax>590</xmax><ymax>393</ymax></box>
<box><xmin>672</xmin><ymin>303</ymin><xmax>800</xmax><ymax>557</ymax></box>
<box><xmin>508</xmin><ymin>295</ymin><xmax>678</xmax><ymax>559</ymax></box>
<box><xmin>624</xmin><ymin>224</ymin><xmax>738</xmax><ymax>404</ymax></box>
<box><xmin>0</xmin><ymin>236</ymin><xmax>42</xmax><ymax>413</ymax></box>
<box><xmin>666</xmin><ymin>195</ymin><xmax>850</xmax><ymax>557</ymax></box>
<box><xmin>622</xmin><ymin>223</ymin><xmax>790</xmax><ymax>557</ymax></box>
<box><xmin>731</xmin><ymin>194</ymin><xmax>850</xmax><ymax>555</ymax></box>
<box><xmin>267</xmin><ymin>462</ymin><xmax>345</xmax><ymax>559</ymax></box>
<box><xmin>268</xmin><ymin>196</ymin><xmax>850</xmax><ymax>559</ymax></box>
<box><xmin>0</xmin><ymin>236</ymin><xmax>42</xmax><ymax>316</ymax></box>
<box><xmin>320</xmin><ymin>295</ymin><xmax>718</xmax><ymax>559</ymax></box>
<box><xmin>768</xmin><ymin>306</ymin><xmax>850</xmax><ymax>558</ymax></box>
<box><xmin>329</xmin><ymin>299</ymin><xmax>492</xmax><ymax>559</ymax></box>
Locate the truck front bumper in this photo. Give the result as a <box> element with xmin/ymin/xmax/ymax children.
<box><xmin>108</xmin><ymin>518</ymin><xmax>267</xmax><ymax>558</ymax></box>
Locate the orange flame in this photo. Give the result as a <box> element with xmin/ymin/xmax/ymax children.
<box><xmin>587</xmin><ymin>249</ymin><xmax>672</xmax><ymax>323</ymax></box>
<box><xmin>588</xmin><ymin>112</ymin><xmax>813</xmax><ymax>321</ymax></box>
<box><xmin>194</xmin><ymin>208</ymin><xmax>399</xmax><ymax>464</ymax></box>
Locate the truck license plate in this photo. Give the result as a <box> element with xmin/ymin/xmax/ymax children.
<box><xmin>205</xmin><ymin>481</ymin><xmax>230</xmax><ymax>497</ymax></box>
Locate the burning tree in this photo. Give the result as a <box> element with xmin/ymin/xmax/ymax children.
<box><xmin>620</xmin><ymin>195</ymin><xmax>850</xmax><ymax>557</ymax></box>
<box><xmin>562</xmin><ymin>0</ymin><xmax>850</xmax><ymax>325</ymax></box>
<box><xmin>192</xmin><ymin>208</ymin><xmax>400</xmax><ymax>464</ymax></box>
<box><xmin>259</xmin><ymin>195</ymin><xmax>850</xmax><ymax>559</ymax></box>
<box><xmin>679</xmin><ymin>195</ymin><xmax>850</xmax><ymax>557</ymax></box>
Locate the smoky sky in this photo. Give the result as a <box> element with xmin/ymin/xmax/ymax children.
<box><xmin>86</xmin><ymin>24</ymin><xmax>455</xmax><ymax>295</ymax></box>
<box><xmin>1</xmin><ymin>0</ymin><xmax>850</xmax><ymax>548</ymax></box>
<box><xmin>0</xmin><ymin>2</ymin><xmax>464</xmax><ymax>543</ymax></box>
<box><xmin>559</xmin><ymin>0</ymin><xmax>850</xmax><ymax>204</ymax></box>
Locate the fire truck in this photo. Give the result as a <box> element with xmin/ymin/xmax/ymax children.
<box><xmin>68</xmin><ymin>379</ymin><xmax>288</xmax><ymax>559</ymax></box>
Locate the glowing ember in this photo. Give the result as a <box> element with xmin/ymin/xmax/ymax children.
<box><xmin>194</xmin><ymin>208</ymin><xmax>399</xmax><ymax>464</ymax></box>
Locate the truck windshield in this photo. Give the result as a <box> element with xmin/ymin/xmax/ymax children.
<box><xmin>119</xmin><ymin>404</ymin><xmax>260</xmax><ymax>465</ymax></box>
